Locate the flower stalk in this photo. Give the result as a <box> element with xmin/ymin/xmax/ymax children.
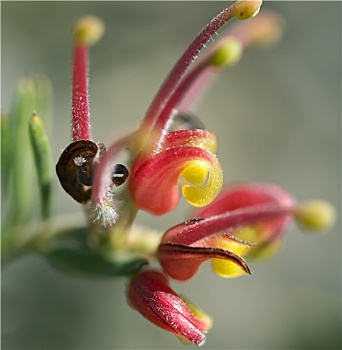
<box><xmin>71</xmin><ymin>16</ymin><xmax>104</xmax><ymax>141</ymax></box>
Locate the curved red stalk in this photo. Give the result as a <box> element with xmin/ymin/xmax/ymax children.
<box><xmin>141</xmin><ymin>4</ymin><xmax>237</xmax><ymax>133</ymax></box>
<box><xmin>151</xmin><ymin>60</ymin><xmax>209</xmax><ymax>149</ymax></box>
<box><xmin>152</xmin><ymin>14</ymin><xmax>277</xmax><ymax>139</ymax></box>
<box><xmin>162</xmin><ymin>203</ymin><xmax>294</xmax><ymax>246</ymax></box>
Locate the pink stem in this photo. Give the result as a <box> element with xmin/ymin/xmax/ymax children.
<box><xmin>162</xmin><ymin>204</ymin><xmax>295</xmax><ymax>246</ymax></box>
<box><xmin>72</xmin><ymin>43</ymin><xmax>91</xmax><ymax>141</ymax></box>
<box><xmin>176</xmin><ymin>69</ymin><xmax>214</xmax><ymax>113</ymax></box>
<box><xmin>151</xmin><ymin>60</ymin><xmax>209</xmax><ymax>148</ymax></box>
<box><xmin>141</xmin><ymin>5</ymin><xmax>236</xmax><ymax>132</ymax></box>
<box><xmin>157</xmin><ymin>24</ymin><xmax>253</xmax><ymax>120</ymax></box>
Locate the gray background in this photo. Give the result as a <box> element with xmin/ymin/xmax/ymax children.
<box><xmin>2</xmin><ymin>1</ymin><xmax>341</xmax><ymax>349</ymax></box>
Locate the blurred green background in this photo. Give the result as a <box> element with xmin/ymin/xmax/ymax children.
<box><xmin>2</xmin><ymin>1</ymin><xmax>341</xmax><ymax>349</ymax></box>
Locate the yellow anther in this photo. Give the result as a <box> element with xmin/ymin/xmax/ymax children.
<box><xmin>295</xmin><ymin>200</ymin><xmax>336</xmax><ymax>232</ymax></box>
<box><xmin>73</xmin><ymin>15</ymin><xmax>105</xmax><ymax>45</ymax></box>
<box><xmin>233</xmin><ymin>0</ymin><xmax>262</xmax><ymax>20</ymax></box>
<box><xmin>210</xmin><ymin>38</ymin><xmax>243</xmax><ymax>68</ymax></box>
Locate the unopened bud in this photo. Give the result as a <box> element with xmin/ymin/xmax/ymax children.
<box><xmin>210</xmin><ymin>38</ymin><xmax>243</xmax><ymax>68</ymax></box>
<box><xmin>73</xmin><ymin>15</ymin><xmax>105</xmax><ymax>45</ymax></box>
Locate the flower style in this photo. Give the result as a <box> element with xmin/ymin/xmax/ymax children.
<box><xmin>54</xmin><ymin>1</ymin><xmax>336</xmax><ymax>346</ymax></box>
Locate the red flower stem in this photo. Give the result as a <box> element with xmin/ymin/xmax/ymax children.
<box><xmin>141</xmin><ymin>4</ymin><xmax>237</xmax><ymax>133</ymax></box>
<box><xmin>72</xmin><ymin>43</ymin><xmax>91</xmax><ymax>141</ymax></box>
<box><xmin>162</xmin><ymin>204</ymin><xmax>295</xmax><ymax>246</ymax></box>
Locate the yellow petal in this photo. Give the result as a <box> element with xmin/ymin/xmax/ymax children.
<box><xmin>181</xmin><ymin>157</ymin><xmax>223</xmax><ymax>207</ymax></box>
<box><xmin>211</xmin><ymin>238</ymin><xmax>251</xmax><ymax>278</ymax></box>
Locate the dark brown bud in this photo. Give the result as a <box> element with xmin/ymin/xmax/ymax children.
<box><xmin>56</xmin><ymin>140</ymin><xmax>99</xmax><ymax>203</ymax></box>
<box><xmin>111</xmin><ymin>163</ymin><xmax>129</xmax><ymax>187</ymax></box>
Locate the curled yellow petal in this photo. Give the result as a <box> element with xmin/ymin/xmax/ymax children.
<box><xmin>181</xmin><ymin>157</ymin><xmax>223</xmax><ymax>207</ymax></box>
<box><xmin>182</xmin><ymin>161</ymin><xmax>209</xmax><ymax>186</ymax></box>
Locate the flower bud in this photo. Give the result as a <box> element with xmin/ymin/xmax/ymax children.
<box><xmin>295</xmin><ymin>200</ymin><xmax>336</xmax><ymax>232</ymax></box>
<box><xmin>233</xmin><ymin>0</ymin><xmax>263</xmax><ymax>20</ymax></box>
<box><xmin>73</xmin><ymin>15</ymin><xmax>104</xmax><ymax>45</ymax></box>
<box><xmin>209</xmin><ymin>38</ymin><xmax>243</xmax><ymax>68</ymax></box>
<box><xmin>127</xmin><ymin>270</ymin><xmax>209</xmax><ymax>345</ymax></box>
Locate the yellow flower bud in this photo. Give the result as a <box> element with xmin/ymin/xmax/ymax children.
<box><xmin>73</xmin><ymin>15</ymin><xmax>105</xmax><ymax>45</ymax></box>
<box><xmin>295</xmin><ymin>200</ymin><xmax>336</xmax><ymax>232</ymax></box>
<box><xmin>209</xmin><ymin>38</ymin><xmax>243</xmax><ymax>68</ymax></box>
<box><xmin>233</xmin><ymin>0</ymin><xmax>263</xmax><ymax>20</ymax></box>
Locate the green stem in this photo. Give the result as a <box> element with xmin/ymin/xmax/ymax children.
<box><xmin>1</xmin><ymin>213</ymin><xmax>89</xmax><ymax>265</ymax></box>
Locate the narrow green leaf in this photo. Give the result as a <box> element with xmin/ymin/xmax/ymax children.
<box><xmin>9</xmin><ymin>78</ymin><xmax>39</xmax><ymax>224</ymax></box>
<box><xmin>29</xmin><ymin>113</ymin><xmax>54</xmax><ymax>220</ymax></box>
<box><xmin>8</xmin><ymin>76</ymin><xmax>53</xmax><ymax>225</ymax></box>
<box><xmin>1</xmin><ymin>114</ymin><xmax>10</xmax><ymax>193</ymax></box>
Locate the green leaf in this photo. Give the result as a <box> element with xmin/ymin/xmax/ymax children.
<box><xmin>9</xmin><ymin>78</ymin><xmax>37</xmax><ymax>224</ymax></box>
<box><xmin>29</xmin><ymin>113</ymin><xmax>54</xmax><ymax>220</ymax></box>
<box><xmin>8</xmin><ymin>76</ymin><xmax>53</xmax><ymax>225</ymax></box>
<box><xmin>45</xmin><ymin>244</ymin><xmax>148</xmax><ymax>278</ymax></box>
<box><xmin>1</xmin><ymin>114</ymin><xmax>10</xmax><ymax>196</ymax></box>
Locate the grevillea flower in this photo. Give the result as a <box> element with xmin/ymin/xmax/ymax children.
<box><xmin>54</xmin><ymin>1</ymin><xmax>336</xmax><ymax>346</ymax></box>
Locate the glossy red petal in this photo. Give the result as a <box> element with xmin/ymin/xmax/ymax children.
<box><xmin>129</xmin><ymin>145</ymin><xmax>221</xmax><ymax>215</ymax></box>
